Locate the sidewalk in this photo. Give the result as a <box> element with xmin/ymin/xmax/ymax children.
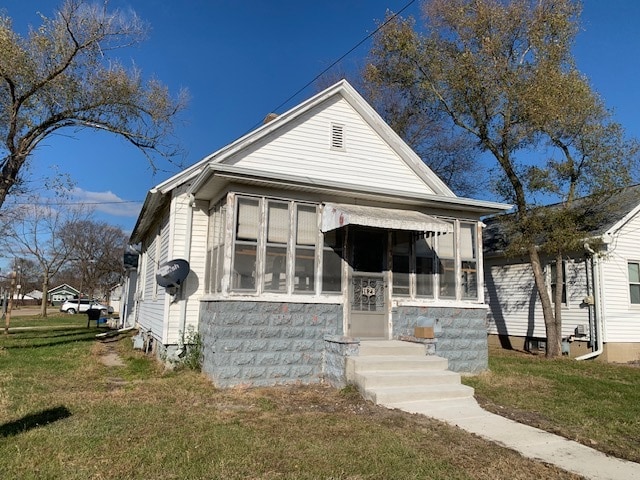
<box><xmin>387</xmin><ymin>397</ymin><xmax>640</xmax><ymax>480</ymax></box>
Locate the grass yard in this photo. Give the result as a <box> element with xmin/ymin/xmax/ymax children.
<box><xmin>0</xmin><ymin>317</ymin><xmax>582</xmax><ymax>480</ymax></box>
<box><xmin>462</xmin><ymin>346</ymin><xmax>640</xmax><ymax>463</ymax></box>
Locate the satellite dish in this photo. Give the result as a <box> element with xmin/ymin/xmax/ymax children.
<box><xmin>156</xmin><ymin>259</ymin><xmax>190</xmax><ymax>287</ymax></box>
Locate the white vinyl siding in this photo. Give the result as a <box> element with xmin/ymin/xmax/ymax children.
<box><xmin>596</xmin><ymin>213</ymin><xmax>640</xmax><ymax>343</ymax></box>
<box><xmin>485</xmin><ymin>258</ymin><xmax>590</xmax><ymax>339</ymax></box>
<box><xmin>137</xmin><ymin>211</ymin><xmax>171</xmax><ymax>340</ymax></box>
<box><xmin>225</xmin><ymin>97</ymin><xmax>435</xmax><ymax>196</ymax></box>
<box><xmin>166</xmin><ymin>198</ymin><xmax>209</xmax><ymax>344</ymax></box>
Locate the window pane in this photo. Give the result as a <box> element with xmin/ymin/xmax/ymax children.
<box><xmin>462</xmin><ymin>260</ymin><xmax>477</xmax><ymax>299</ymax></box>
<box><xmin>460</xmin><ymin>223</ymin><xmax>476</xmax><ymax>259</ymax></box>
<box><xmin>233</xmin><ymin>243</ymin><xmax>256</xmax><ymax>291</ymax></box>
<box><xmin>630</xmin><ymin>284</ymin><xmax>640</xmax><ymax>304</ymax></box>
<box><xmin>629</xmin><ymin>262</ymin><xmax>640</xmax><ymax>283</ymax></box>
<box><xmin>209</xmin><ymin>246</ymin><xmax>218</xmax><ymax>293</ymax></box>
<box><xmin>392</xmin><ymin>231</ymin><xmax>410</xmax><ymax>296</ymax></box>
<box><xmin>217</xmin><ymin>206</ymin><xmax>226</xmax><ymax>292</ymax></box>
<box><xmin>264</xmin><ymin>246</ymin><xmax>287</xmax><ymax>292</ymax></box>
<box><xmin>267</xmin><ymin>202</ymin><xmax>289</xmax><ymax>244</ymax></box>
<box><xmin>440</xmin><ymin>258</ymin><xmax>456</xmax><ymax>298</ymax></box>
<box><xmin>297</xmin><ymin>205</ymin><xmax>317</xmax><ymax>245</ymax></box>
<box><xmin>322</xmin><ymin>230</ymin><xmax>343</xmax><ymax>293</ymax></box>
<box><xmin>237</xmin><ymin>198</ymin><xmax>259</xmax><ymax>241</ymax></box>
<box><xmin>416</xmin><ymin>234</ymin><xmax>434</xmax><ymax>297</ymax></box>
<box><xmin>294</xmin><ymin>247</ymin><xmax>315</xmax><ymax>292</ymax></box>
<box><xmin>438</xmin><ymin>231</ymin><xmax>454</xmax><ymax>258</ymax></box>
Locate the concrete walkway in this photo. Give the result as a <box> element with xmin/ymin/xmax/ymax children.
<box><xmin>386</xmin><ymin>397</ymin><xmax>640</xmax><ymax>480</ymax></box>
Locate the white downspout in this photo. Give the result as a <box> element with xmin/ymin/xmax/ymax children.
<box><xmin>576</xmin><ymin>243</ymin><xmax>604</xmax><ymax>360</ymax></box>
<box><xmin>179</xmin><ymin>193</ymin><xmax>196</xmax><ymax>345</ymax></box>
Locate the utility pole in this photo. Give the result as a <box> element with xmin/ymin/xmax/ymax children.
<box><xmin>4</xmin><ymin>270</ymin><xmax>16</xmax><ymax>335</ymax></box>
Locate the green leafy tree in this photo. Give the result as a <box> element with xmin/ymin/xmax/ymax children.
<box><xmin>365</xmin><ymin>0</ymin><xmax>638</xmax><ymax>357</ymax></box>
<box><xmin>0</xmin><ymin>0</ymin><xmax>187</xmax><ymax>208</ymax></box>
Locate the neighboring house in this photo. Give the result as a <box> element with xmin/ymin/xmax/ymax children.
<box><xmin>128</xmin><ymin>80</ymin><xmax>510</xmax><ymax>387</ymax></box>
<box><xmin>484</xmin><ymin>185</ymin><xmax>640</xmax><ymax>363</ymax></box>
<box><xmin>48</xmin><ymin>284</ymin><xmax>80</xmax><ymax>305</ymax></box>
<box><xmin>120</xmin><ymin>246</ymin><xmax>140</xmax><ymax>329</ymax></box>
<box><xmin>108</xmin><ymin>284</ymin><xmax>123</xmax><ymax>316</ymax></box>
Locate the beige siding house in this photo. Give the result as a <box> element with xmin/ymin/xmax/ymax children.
<box><xmin>128</xmin><ymin>80</ymin><xmax>509</xmax><ymax>386</ymax></box>
<box><xmin>484</xmin><ymin>185</ymin><xmax>640</xmax><ymax>363</ymax></box>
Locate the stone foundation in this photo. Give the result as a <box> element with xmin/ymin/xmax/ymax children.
<box><xmin>393</xmin><ymin>305</ymin><xmax>489</xmax><ymax>373</ymax></box>
<box><xmin>199</xmin><ymin>300</ymin><xmax>342</xmax><ymax>387</ymax></box>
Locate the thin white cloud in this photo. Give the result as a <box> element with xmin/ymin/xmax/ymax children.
<box><xmin>71</xmin><ymin>188</ymin><xmax>142</xmax><ymax>217</ymax></box>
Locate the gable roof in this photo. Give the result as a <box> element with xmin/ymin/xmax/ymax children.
<box><xmin>484</xmin><ymin>184</ymin><xmax>640</xmax><ymax>255</ymax></box>
<box><xmin>131</xmin><ymin>80</ymin><xmax>510</xmax><ymax>243</ymax></box>
<box><xmin>48</xmin><ymin>284</ymin><xmax>79</xmax><ymax>295</ymax></box>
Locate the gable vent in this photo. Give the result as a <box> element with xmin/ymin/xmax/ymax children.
<box><xmin>331</xmin><ymin>123</ymin><xmax>345</xmax><ymax>150</ymax></box>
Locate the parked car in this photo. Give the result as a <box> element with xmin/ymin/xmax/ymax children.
<box><xmin>60</xmin><ymin>299</ymin><xmax>113</xmax><ymax>315</ymax></box>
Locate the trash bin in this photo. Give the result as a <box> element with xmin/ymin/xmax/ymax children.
<box><xmin>86</xmin><ymin>308</ymin><xmax>101</xmax><ymax>327</ymax></box>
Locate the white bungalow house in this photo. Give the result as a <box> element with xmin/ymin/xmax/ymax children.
<box><xmin>484</xmin><ymin>185</ymin><xmax>640</xmax><ymax>363</ymax></box>
<box><xmin>48</xmin><ymin>284</ymin><xmax>80</xmax><ymax>305</ymax></box>
<box><xmin>128</xmin><ymin>80</ymin><xmax>510</xmax><ymax>387</ymax></box>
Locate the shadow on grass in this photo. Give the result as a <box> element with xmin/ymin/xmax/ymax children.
<box><xmin>0</xmin><ymin>406</ymin><xmax>72</xmax><ymax>437</ymax></box>
<box><xmin>1</xmin><ymin>328</ymin><xmax>110</xmax><ymax>349</ymax></box>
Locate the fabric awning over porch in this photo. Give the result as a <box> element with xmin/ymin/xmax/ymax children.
<box><xmin>321</xmin><ymin>202</ymin><xmax>453</xmax><ymax>233</ymax></box>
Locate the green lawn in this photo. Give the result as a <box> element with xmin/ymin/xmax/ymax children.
<box><xmin>462</xmin><ymin>347</ymin><xmax>640</xmax><ymax>463</ymax></box>
<box><xmin>0</xmin><ymin>318</ymin><xmax>581</xmax><ymax>480</ymax></box>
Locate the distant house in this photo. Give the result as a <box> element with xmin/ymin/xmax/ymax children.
<box><xmin>127</xmin><ymin>80</ymin><xmax>510</xmax><ymax>387</ymax></box>
<box><xmin>484</xmin><ymin>185</ymin><xmax>640</xmax><ymax>363</ymax></box>
<box><xmin>120</xmin><ymin>246</ymin><xmax>140</xmax><ymax>329</ymax></box>
<box><xmin>48</xmin><ymin>284</ymin><xmax>80</xmax><ymax>305</ymax></box>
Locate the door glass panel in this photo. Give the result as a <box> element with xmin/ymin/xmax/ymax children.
<box><xmin>352</xmin><ymin>229</ymin><xmax>386</xmax><ymax>273</ymax></box>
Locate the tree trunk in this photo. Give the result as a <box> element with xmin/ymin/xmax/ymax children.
<box><xmin>552</xmin><ymin>253</ymin><xmax>564</xmax><ymax>356</ymax></box>
<box><xmin>40</xmin><ymin>274</ymin><xmax>50</xmax><ymax>318</ymax></box>
<box><xmin>527</xmin><ymin>245</ymin><xmax>561</xmax><ymax>357</ymax></box>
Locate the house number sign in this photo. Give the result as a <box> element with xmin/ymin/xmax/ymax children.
<box><xmin>361</xmin><ymin>285</ymin><xmax>376</xmax><ymax>297</ymax></box>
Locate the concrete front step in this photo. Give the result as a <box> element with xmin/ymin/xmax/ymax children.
<box><xmin>365</xmin><ymin>383</ymin><xmax>475</xmax><ymax>404</ymax></box>
<box><xmin>349</xmin><ymin>340</ymin><xmax>474</xmax><ymax>407</ymax></box>
<box><xmin>354</xmin><ymin>369</ymin><xmax>462</xmax><ymax>389</ymax></box>
<box><xmin>347</xmin><ymin>355</ymin><xmax>449</xmax><ymax>375</ymax></box>
<box><xmin>358</xmin><ymin>340</ymin><xmax>427</xmax><ymax>356</ymax></box>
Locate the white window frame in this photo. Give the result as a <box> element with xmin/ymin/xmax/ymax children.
<box><xmin>627</xmin><ymin>260</ymin><xmax>640</xmax><ymax>306</ymax></box>
<box><xmin>225</xmin><ymin>195</ymin><xmax>331</xmax><ymax>296</ymax></box>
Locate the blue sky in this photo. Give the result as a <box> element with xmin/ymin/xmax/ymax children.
<box><xmin>3</xmin><ymin>0</ymin><xmax>640</xmax><ymax>235</ymax></box>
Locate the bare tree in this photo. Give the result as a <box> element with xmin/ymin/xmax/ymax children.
<box><xmin>59</xmin><ymin>219</ymin><xmax>128</xmax><ymax>301</ymax></box>
<box><xmin>0</xmin><ymin>198</ymin><xmax>89</xmax><ymax>318</ymax></box>
<box><xmin>0</xmin><ymin>0</ymin><xmax>187</xmax><ymax>209</ymax></box>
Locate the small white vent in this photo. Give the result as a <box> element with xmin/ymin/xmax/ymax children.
<box><xmin>331</xmin><ymin>123</ymin><xmax>344</xmax><ymax>150</ymax></box>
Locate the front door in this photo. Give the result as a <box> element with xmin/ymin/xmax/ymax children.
<box><xmin>349</xmin><ymin>229</ymin><xmax>388</xmax><ymax>339</ymax></box>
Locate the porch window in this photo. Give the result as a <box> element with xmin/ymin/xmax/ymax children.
<box><xmin>322</xmin><ymin>229</ymin><xmax>343</xmax><ymax>293</ymax></box>
<box><xmin>294</xmin><ymin>204</ymin><xmax>317</xmax><ymax>292</ymax></box>
<box><xmin>415</xmin><ymin>232</ymin><xmax>435</xmax><ymax>297</ymax></box>
<box><xmin>392</xmin><ymin>231</ymin><xmax>411</xmax><ymax>296</ymax></box>
<box><xmin>232</xmin><ymin>197</ymin><xmax>259</xmax><ymax>291</ymax></box>
<box><xmin>265</xmin><ymin>201</ymin><xmax>289</xmax><ymax>292</ymax></box>
<box><xmin>206</xmin><ymin>202</ymin><xmax>226</xmax><ymax>293</ymax></box>
<box><xmin>628</xmin><ymin>262</ymin><xmax>640</xmax><ymax>304</ymax></box>
<box><xmin>460</xmin><ymin>223</ymin><xmax>477</xmax><ymax>299</ymax></box>
<box><xmin>388</xmin><ymin>220</ymin><xmax>479</xmax><ymax>302</ymax></box>
<box><xmin>438</xmin><ymin>231</ymin><xmax>456</xmax><ymax>299</ymax></box>
<box><xmin>222</xmin><ymin>195</ymin><xmax>338</xmax><ymax>295</ymax></box>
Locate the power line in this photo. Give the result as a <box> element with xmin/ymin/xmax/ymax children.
<box><xmin>5</xmin><ymin>199</ymin><xmax>143</xmax><ymax>207</ymax></box>
<box><xmin>249</xmin><ymin>0</ymin><xmax>417</xmax><ymax>132</ymax></box>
